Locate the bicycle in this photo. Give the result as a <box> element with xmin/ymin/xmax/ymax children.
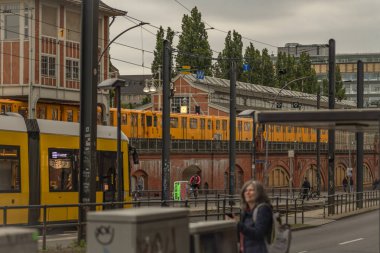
<box><xmin>298</xmin><ymin>188</ymin><xmax>320</xmax><ymax>200</ymax></box>
<box><xmin>189</xmin><ymin>184</ymin><xmax>199</xmax><ymax>199</ymax></box>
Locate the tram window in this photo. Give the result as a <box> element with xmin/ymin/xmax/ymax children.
<box><xmin>200</xmin><ymin>119</ymin><xmax>205</xmax><ymax>129</ymax></box>
<box><xmin>122</xmin><ymin>114</ymin><xmax>127</xmax><ymax>125</ymax></box>
<box><xmin>207</xmin><ymin>120</ymin><xmax>212</xmax><ymax>130</ymax></box>
<box><xmin>0</xmin><ymin>146</ymin><xmax>20</xmax><ymax>192</ymax></box>
<box><xmin>190</xmin><ymin>118</ymin><xmax>197</xmax><ymax>129</ymax></box>
<box><xmin>216</xmin><ymin>120</ymin><xmax>220</xmax><ymax>130</ymax></box>
<box><xmin>244</xmin><ymin>122</ymin><xmax>250</xmax><ymax>131</ymax></box>
<box><xmin>238</xmin><ymin>121</ymin><xmax>242</xmax><ymax>131</ymax></box>
<box><xmin>222</xmin><ymin>120</ymin><xmax>227</xmax><ymax>130</ymax></box>
<box><xmin>288</xmin><ymin>127</ymin><xmax>292</xmax><ymax>133</ymax></box>
<box><xmin>153</xmin><ymin>116</ymin><xmax>158</xmax><ymax>127</ymax></box>
<box><xmin>67</xmin><ymin>110</ymin><xmax>73</xmax><ymax>122</ymax></box>
<box><xmin>52</xmin><ymin>108</ymin><xmax>58</xmax><ymax>120</ymax></box>
<box><xmin>1</xmin><ymin>105</ymin><xmax>5</xmax><ymax>113</ymax></box>
<box><xmin>96</xmin><ymin>151</ymin><xmax>117</xmax><ymax>192</ymax></box>
<box><xmin>276</xmin><ymin>126</ymin><xmax>281</xmax><ymax>133</ymax></box>
<box><xmin>131</xmin><ymin>114</ymin><xmax>138</xmax><ymax>126</ymax></box>
<box><xmin>146</xmin><ymin>116</ymin><xmax>152</xmax><ymax>127</ymax></box>
<box><xmin>48</xmin><ymin>149</ymin><xmax>77</xmax><ymax>192</ymax></box>
<box><xmin>170</xmin><ymin>117</ymin><xmax>178</xmax><ymax>128</ymax></box>
<box><xmin>6</xmin><ymin>105</ymin><xmax>11</xmax><ymax>112</ymax></box>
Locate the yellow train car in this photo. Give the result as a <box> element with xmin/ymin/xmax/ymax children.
<box><xmin>0</xmin><ymin>114</ymin><xmax>130</xmax><ymax>225</ymax></box>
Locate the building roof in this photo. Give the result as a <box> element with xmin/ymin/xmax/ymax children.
<box><xmin>63</xmin><ymin>0</ymin><xmax>127</xmax><ymax>16</ymax></box>
<box><xmin>181</xmin><ymin>74</ymin><xmax>356</xmax><ymax>109</ymax></box>
<box><xmin>119</xmin><ymin>75</ymin><xmax>152</xmax><ymax>95</ymax></box>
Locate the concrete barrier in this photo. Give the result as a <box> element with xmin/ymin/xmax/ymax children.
<box><xmin>87</xmin><ymin>207</ymin><xmax>189</xmax><ymax>253</ymax></box>
<box><xmin>0</xmin><ymin>227</ymin><xmax>38</xmax><ymax>252</ymax></box>
<box><xmin>189</xmin><ymin>220</ymin><xmax>238</xmax><ymax>253</ymax></box>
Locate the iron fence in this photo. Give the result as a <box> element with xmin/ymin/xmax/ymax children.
<box><xmin>0</xmin><ymin>190</ymin><xmax>378</xmax><ymax>250</ymax></box>
<box><xmin>129</xmin><ymin>139</ymin><xmax>375</xmax><ymax>153</ymax></box>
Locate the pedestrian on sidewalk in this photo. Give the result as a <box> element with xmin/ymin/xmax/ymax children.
<box><xmin>230</xmin><ymin>180</ymin><xmax>273</xmax><ymax>253</ymax></box>
<box><xmin>342</xmin><ymin>176</ymin><xmax>348</xmax><ymax>192</ymax></box>
<box><xmin>349</xmin><ymin>177</ymin><xmax>354</xmax><ymax>193</ymax></box>
<box><xmin>301</xmin><ymin>177</ymin><xmax>311</xmax><ymax>200</ymax></box>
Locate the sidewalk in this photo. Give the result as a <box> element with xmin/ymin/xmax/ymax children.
<box><xmin>289</xmin><ymin>204</ymin><xmax>379</xmax><ymax>230</ymax></box>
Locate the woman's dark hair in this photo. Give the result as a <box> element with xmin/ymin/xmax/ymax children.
<box><xmin>240</xmin><ymin>180</ymin><xmax>271</xmax><ymax>210</ymax></box>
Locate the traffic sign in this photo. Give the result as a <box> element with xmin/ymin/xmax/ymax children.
<box><xmin>181</xmin><ymin>66</ymin><xmax>191</xmax><ymax>74</ymax></box>
<box><xmin>243</xmin><ymin>64</ymin><xmax>250</xmax><ymax>72</ymax></box>
<box><xmin>255</xmin><ymin>159</ymin><xmax>266</xmax><ymax>164</ymax></box>
<box><xmin>196</xmin><ymin>70</ymin><xmax>205</xmax><ymax>80</ymax></box>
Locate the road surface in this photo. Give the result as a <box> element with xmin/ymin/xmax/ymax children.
<box><xmin>291</xmin><ymin>210</ymin><xmax>380</xmax><ymax>253</ymax></box>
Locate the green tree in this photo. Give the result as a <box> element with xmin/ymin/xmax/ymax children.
<box><xmin>151</xmin><ymin>26</ymin><xmax>175</xmax><ymax>80</ymax></box>
<box><xmin>241</xmin><ymin>43</ymin><xmax>262</xmax><ymax>84</ymax></box>
<box><xmin>261</xmin><ymin>48</ymin><xmax>275</xmax><ymax>87</ymax></box>
<box><xmin>295</xmin><ymin>52</ymin><xmax>317</xmax><ymax>93</ymax></box>
<box><xmin>321</xmin><ymin>65</ymin><xmax>346</xmax><ymax>100</ymax></box>
<box><xmin>176</xmin><ymin>7</ymin><xmax>212</xmax><ymax>75</ymax></box>
<box><xmin>215</xmin><ymin>30</ymin><xmax>243</xmax><ymax>80</ymax></box>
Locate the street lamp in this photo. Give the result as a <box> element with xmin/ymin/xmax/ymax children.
<box><xmin>98</xmin><ymin>78</ymin><xmax>127</xmax><ymax>203</ymax></box>
<box><xmin>263</xmin><ymin>75</ymin><xmax>313</xmax><ymax>186</ymax></box>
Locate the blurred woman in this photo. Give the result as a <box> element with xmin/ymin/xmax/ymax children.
<box><xmin>237</xmin><ymin>180</ymin><xmax>273</xmax><ymax>253</ymax></box>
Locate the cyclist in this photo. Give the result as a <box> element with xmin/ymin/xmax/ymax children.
<box><xmin>189</xmin><ymin>173</ymin><xmax>201</xmax><ymax>197</ymax></box>
<box><xmin>301</xmin><ymin>177</ymin><xmax>311</xmax><ymax>200</ymax></box>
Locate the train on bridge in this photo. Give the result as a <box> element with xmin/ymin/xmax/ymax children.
<box><xmin>0</xmin><ymin>99</ymin><xmax>329</xmax><ymax>143</ymax></box>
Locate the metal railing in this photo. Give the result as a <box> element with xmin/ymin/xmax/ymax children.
<box><xmin>0</xmin><ymin>190</ymin><xmax>378</xmax><ymax>250</ymax></box>
<box><xmin>129</xmin><ymin>139</ymin><xmax>375</xmax><ymax>153</ymax></box>
<box><xmin>323</xmin><ymin>190</ymin><xmax>380</xmax><ymax>218</ymax></box>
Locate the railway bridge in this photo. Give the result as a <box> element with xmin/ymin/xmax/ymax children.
<box><xmin>129</xmin><ymin>138</ymin><xmax>379</xmax><ymax>192</ymax></box>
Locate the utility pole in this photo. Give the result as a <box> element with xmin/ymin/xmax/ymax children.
<box><xmin>316</xmin><ymin>86</ymin><xmax>321</xmax><ymax>194</ymax></box>
<box><xmin>356</xmin><ymin>60</ymin><xmax>364</xmax><ymax>208</ymax></box>
<box><xmin>78</xmin><ymin>0</ymin><xmax>99</xmax><ymax>241</ymax></box>
<box><xmin>252</xmin><ymin>120</ymin><xmax>256</xmax><ymax>180</ymax></box>
<box><xmin>229</xmin><ymin>60</ymin><xmax>237</xmax><ymax>196</ymax></box>
<box><xmin>162</xmin><ymin>40</ymin><xmax>171</xmax><ymax>204</ymax></box>
<box><xmin>328</xmin><ymin>39</ymin><xmax>336</xmax><ymax>215</ymax></box>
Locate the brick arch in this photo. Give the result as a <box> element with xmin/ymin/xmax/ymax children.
<box><xmin>267</xmin><ymin>158</ymin><xmax>290</xmax><ymax>176</ymax></box>
<box><xmin>299</xmin><ymin>160</ymin><xmax>326</xmax><ymax>189</ymax></box>
<box><xmin>132</xmin><ymin>170</ymin><xmax>149</xmax><ymax>190</ymax></box>
<box><xmin>267</xmin><ymin>166</ymin><xmax>290</xmax><ymax>188</ymax></box>
<box><xmin>182</xmin><ymin>165</ymin><xmax>202</xmax><ymax>181</ymax></box>
<box><xmin>363</xmin><ymin>163</ymin><xmax>374</xmax><ymax>186</ymax></box>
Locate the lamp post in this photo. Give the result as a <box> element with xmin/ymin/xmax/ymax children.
<box><xmin>98</xmin><ymin>78</ymin><xmax>127</xmax><ymax>203</ymax></box>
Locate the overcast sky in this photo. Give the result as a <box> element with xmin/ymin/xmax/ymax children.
<box><xmin>102</xmin><ymin>0</ymin><xmax>380</xmax><ymax>75</ymax></box>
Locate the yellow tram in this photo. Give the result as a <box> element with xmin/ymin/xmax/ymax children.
<box><xmin>0</xmin><ymin>114</ymin><xmax>130</xmax><ymax>225</ymax></box>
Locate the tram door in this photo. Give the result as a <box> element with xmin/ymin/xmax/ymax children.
<box><xmin>97</xmin><ymin>151</ymin><xmax>118</xmax><ymax>207</ymax></box>
<box><xmin>200</xmin><ymin>118</ymin><xmax>205</xmax><ymax>140</ymax></box>
<box><xmin>131</xmin><ymin>113</ymin><xmax>138</xmax><ymax>138</ymax></box>
<box><xmin>182</xmin><ymin>117</ymin><xmax>187</xmax><ymax>139</ymax></box>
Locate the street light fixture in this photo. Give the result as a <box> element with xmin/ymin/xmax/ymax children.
<box><xmin>98</xmin><ymin>78</ymin><xmax>127</xmax><ymax>204</ymax></box>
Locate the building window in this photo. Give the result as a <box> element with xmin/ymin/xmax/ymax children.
<box><xmin>66</xmin><ymin>59</ymin><xmax>79</xmax><ymax>80</ymax></box>
<box><xmin>0</xmin><ymin>146</ymin><xmax>20</xmax><ymax>192</ymax></box>
<box><xmin>66</xmin><ymin>11</ymin><xmax>80</xmax><ymax>42</ymax></box>
<box><xmin>41</xmin><ymin>55</ymin><xmax>56</xmax><ymax>77</ymax></box>
<box><xmin>42</xmin><ymin>5</ymin><xmax>57</xmax><ymax>37</ymax></box>
<box><xmin>2</xmin><ymin>3</ymin><xmax>20</xmax><ymax>40</ymax></box>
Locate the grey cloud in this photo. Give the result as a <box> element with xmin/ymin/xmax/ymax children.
<box><xmin>103</xmin><ymin>0</ymin><xmax>380</xmax><ymax>74</ymax></box>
